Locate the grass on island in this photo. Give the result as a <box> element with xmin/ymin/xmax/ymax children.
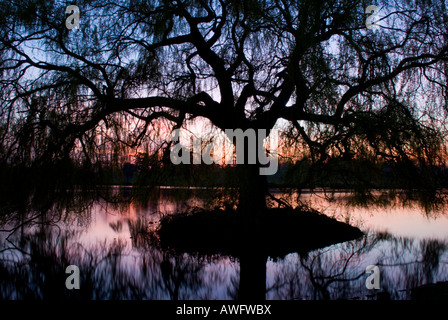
<box><xmin>157</xmin><ymin>207</ymin><xmax>364</xmax><ymax>257</ymax></box>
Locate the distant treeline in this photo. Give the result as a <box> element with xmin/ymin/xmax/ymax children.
<box><xmin>1</xmin><ymin>155</ymin><xmax>448</xmax><ymax>194</ymax></box>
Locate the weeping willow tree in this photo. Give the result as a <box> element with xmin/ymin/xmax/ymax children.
<box><xmin>0</xmin><ymin>0</ymin><xmax>447</xmax><ymax>214</ymax></box>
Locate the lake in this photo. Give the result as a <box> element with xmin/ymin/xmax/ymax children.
<box><xmin>1</xmin><ymin>187</ymin><xmax>447</xmax><ymax>300</ymax></box>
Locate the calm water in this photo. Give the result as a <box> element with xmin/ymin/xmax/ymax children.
<box><xmin>1</xmin><ymin>187</ymin><xmax>447</xmax><ymax>300</ymax></box>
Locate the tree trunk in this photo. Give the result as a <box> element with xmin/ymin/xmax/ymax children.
<box><xmin>237</xmin><ymin>163</ymin><xmax>268</xmax><ymax>218</ymax></box>
<box><xmin>235</xmin><ymin>164</ymin><xmax>268</xmax><ymax>300</ymax></box>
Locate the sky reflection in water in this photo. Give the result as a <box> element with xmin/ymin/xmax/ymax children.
<box><xmin>0</xmin><ymin>188</ymin><xmax>447</xmax><ymax>300</ymax></box>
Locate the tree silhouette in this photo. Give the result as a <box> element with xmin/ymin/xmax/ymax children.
<box><xmin>1</xmin><ymin>0</ymin><xmax>447</xmax><ymax>214</ymax></box>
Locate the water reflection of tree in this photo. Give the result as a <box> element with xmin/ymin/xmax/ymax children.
<box><xmin>2</xmin><ymin>190</ymin><xmax>448</xmax><ymax>300</ymax></box>
<box><xmin>266</xmin><ymin>233</ymin><xmax>448</xmax><ymax>300</ymax></box>
<box><xmin>266</xmin><ymin>236</ymin><xmax>374</xmax><ymax>300</ymax></box>
<box><xmin>0</xmin><ymin>201</ymin><xmax>238</xmax><ymax>299</ymax></box>
<box><xmin>2</xmin><ymin>225</ymin><xmax>447</xmax><ymax>300</ymax></box>
<box><xmin>376</xmin><ymin>235</ymin><xmax>448</xmax><ymax>299</ymax></box>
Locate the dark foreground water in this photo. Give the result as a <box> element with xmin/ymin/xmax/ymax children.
<box><xmin>1</xmin><ymin>187</ymin><xmax>447</xmax><ymax>300</ymax></box>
